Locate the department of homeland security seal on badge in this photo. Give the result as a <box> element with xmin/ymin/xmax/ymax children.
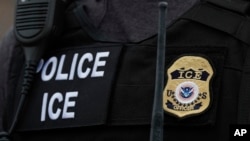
<box><xmin>163</xmin><ymin>55</ymin><xmax>214</xmax><ymax>118</ymax></box>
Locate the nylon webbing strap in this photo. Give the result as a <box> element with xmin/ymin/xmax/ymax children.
<box><xmin>238</xmin><ymin>49</ymin><xmax>250</xmax><ymax>124</ymax></box>
<box><xmin>182</xmin><ymin>2</ymin><xmax>250</xmax><ymax>46</ymax></box>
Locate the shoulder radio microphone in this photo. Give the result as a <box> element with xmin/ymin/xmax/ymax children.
<box><xmin>9</xmin><ymin>0</ymin><xmax>66</xmax><ymax>136</ymax></box>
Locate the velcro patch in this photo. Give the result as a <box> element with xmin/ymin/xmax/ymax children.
<box><xmin>15</xmin><ymin>44</ymin><xmax>122</xmax><ymax>131</ymax></box>
<box><xmin>163</xmin><ymin>55</ymin><xmax>214</xmax><ymax>118</ymax></box>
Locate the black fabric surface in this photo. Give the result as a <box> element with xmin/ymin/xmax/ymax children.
<box><xmin>73</xmin><ymin>0</ymin><xmax>199</xmax><ymax>42</ymax></box>
<box><xmin>2</xmin><ymin>0</ymin><xmax>249</xmax><ymax>141</ymax></box>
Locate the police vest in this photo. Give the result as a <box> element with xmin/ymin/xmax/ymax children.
<box><xmin>8</xmin><ymin>0</ymin><xmax>250</xmax><ymax>140</ymax></box>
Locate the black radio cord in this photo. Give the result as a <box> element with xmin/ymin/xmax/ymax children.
<box><xmin>8</xmin><ymin>62</ymin><xmax>37</xmax><ymax>134</ymax></box>
<box><xmin>8</xmin><ymin>45</ymin><xmax>46</xmax><ymax>135</ymax></box>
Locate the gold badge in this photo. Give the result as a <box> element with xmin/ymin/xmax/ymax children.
<box><xmin>163</xmin><ymin>55</ymin><xmax>214</xmax><ymax>118</ymax></box>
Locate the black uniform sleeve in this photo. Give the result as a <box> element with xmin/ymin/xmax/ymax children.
<box><xmin>0</xmin><ymin>27</ymin><xmax>20</xmax><ymax>132</ymax></box>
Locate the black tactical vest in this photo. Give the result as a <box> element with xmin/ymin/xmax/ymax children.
<box><xmin>6</xmin><ymin>0</ymin><xmax>250</xmax><ymax>140</ymax></box>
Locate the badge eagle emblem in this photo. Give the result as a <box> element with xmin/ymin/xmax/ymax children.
<box><xmin>163</xmin><ymin>55</ymin><xmax>214</xmax><ymax>118</ymax></box>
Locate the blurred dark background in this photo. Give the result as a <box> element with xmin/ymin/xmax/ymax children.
<box><xmin>0</xmin><ymin>0</ymin><xmax>15</xmax><ymax>40</ymax></box>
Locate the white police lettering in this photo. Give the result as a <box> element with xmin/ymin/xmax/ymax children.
<box><xmin>69</xmin><ymin>53</ymin><xmax>79</xmax><ymax>80</ymax></box>
<box><xmin>36</xmin><ymin>59</ymin><xmax>44</xmax><ymax>73</ymax></box>
<box><xmin>41</xmin><ymin>92</ymin><xmax>48</xmax><ymax>122</ymax></box>
<box><xmin>77</xmin><ymin>53</ymin><xmax>93</xmax><ymax>79</ymax></box>
<box><xmin>40</xmin><ymin>91</ymin><xmax>78</xmax><ymax>122</ymax></box>
<box><xmin>48</xmin><ymin>92</ymin><xmax>63</xmax><ymax>120</ymax></box>
<box><xmin>91</xmin><ymin>52</ymin><xmax>110</xmax><ymax>77</ymax></box>
<box><xmin>55</xmin><ymin>55</ymin><xmax>69</xmax><ymax>80</ymax></box>
<box><xmin>62</xmin><ymin>92</ymin><xmax>78</xmax><ymax>119</ymax></box>
<box><xmin>38</xmin><ymin>52</ymin><xmax>110</xmax><ymax>81</ymax></box>
<box><xmin>41</xmin><ymin>57</ymin><xmax>57</xmax><ymax>81</ymax></box>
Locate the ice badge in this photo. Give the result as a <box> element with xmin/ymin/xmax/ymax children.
<box><xmin>163</xmin><ymin>55</ymin><xmax>214</xmax><ymax>118</ymax></box>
